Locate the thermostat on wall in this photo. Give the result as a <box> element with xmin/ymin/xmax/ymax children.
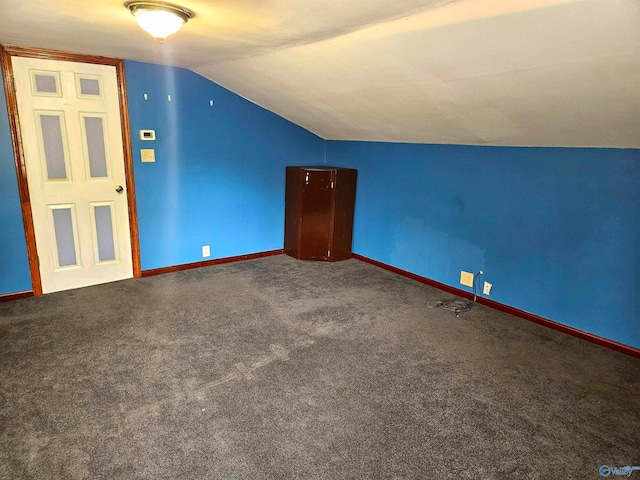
<box><xmin>139</xmin><ymin>129</ymin><xmax>156</xmax><ymax>141</ymax></box>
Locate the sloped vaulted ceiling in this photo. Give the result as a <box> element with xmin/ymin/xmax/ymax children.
<box><xmin>0</xmin><ymin>0</ymin><xmax>638</xmax><ymax>147</ymax></box>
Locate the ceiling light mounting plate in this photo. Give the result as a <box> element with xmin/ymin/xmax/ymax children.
<box><xmin>125</xmin><ymin>1</ymin><xmax>195</xmax><ymax>20</ymax></box>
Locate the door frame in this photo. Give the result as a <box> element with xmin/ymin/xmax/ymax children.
<box><xmin>0</xmin><ymin>44</ymin><xmax>141</xmax><ymax>295</ymax></box>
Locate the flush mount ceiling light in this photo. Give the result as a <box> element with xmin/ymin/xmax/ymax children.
<box><xmin>125</xmin><ymin>1</ymin><xmax>194</xmax><ymax>42</ymax></box>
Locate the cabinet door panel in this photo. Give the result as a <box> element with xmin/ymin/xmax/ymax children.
<box><xmin>300</xmin><ymin>170</ymin><xmax>333</xmax><ymax>260</ymax></box>
<box><xmin>331</xmin><ymin>169</ymin><xmax>357</xmax><ymax>261</ymax></box>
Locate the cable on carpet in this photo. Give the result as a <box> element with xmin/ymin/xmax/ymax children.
<box><xmin>437</xmin><ymin>270</ymin><xmax>483</xmax><ymax>317</ymax></box>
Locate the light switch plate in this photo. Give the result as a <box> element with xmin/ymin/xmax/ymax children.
<box><xmin>139</xmin><ymin>129</ymin><xmax>156</xmax><ymax>140</ymax></box>
<box><xmin>140</xmin><ymin>148</ymin><xmax>155</xmax><ymax>163</ymax></box>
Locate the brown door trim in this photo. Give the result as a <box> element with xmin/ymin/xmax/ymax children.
<box><xmin>0</xmin><ymin>45</ymin><xmax>141</xmax><ymax>296</ymax></box>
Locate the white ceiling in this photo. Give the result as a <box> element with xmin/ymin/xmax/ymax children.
<box><xmin>1</xmin><ymin>0</ymin><xmax>638</xmax><ymax>147</ymax></box>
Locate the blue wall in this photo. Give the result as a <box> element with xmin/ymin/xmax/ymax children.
<box><xmin>0</xmin><ymin>60</ymin><xmax>323</xmax><ymax>293</ymax></box>
<box><xmin>0</xmin><ymin>63</ymin><xmax>32</xmax><ymax>295</ymax></box>
<box><xmin>327</xmin><ymin>141</ymin><xmax>640</xmax><ymax>349</ymax></box>
<box><xmin>1</xmin><ymin>57</ymin><xmax>638</xmax><ymax>350</ymax></box>
<box><xmin>125</xmin><ymin>61</ymin><xmax>323</xmax><ymax>270</ymax></box>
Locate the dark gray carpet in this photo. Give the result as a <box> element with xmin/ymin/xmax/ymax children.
<box><xmin>1</xmin><ymin>255</ymin><xmax>638</xmax><ymax>479</ymax></box>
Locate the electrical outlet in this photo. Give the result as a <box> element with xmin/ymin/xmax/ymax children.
<box><xmin>460</xmin><ymin>271</ymin><xmax>474</xmax><ymax>287</ymax></box>
<box><xmin>483</xmin><ymin>281</ymin><xmax>492</xmax><ymax>295</ymax></box>
<box><xmin>202</xmin><ymin>245</ymin><xmax>210</xmax><ymax>258</ymax></box>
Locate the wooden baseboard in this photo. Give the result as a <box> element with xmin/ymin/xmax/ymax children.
<box><xmin>0</xmin><ymin>290</ymin><xmax>34</xmax><ymax>303</ymax></box>
<box><xmin>352</xmin><ymin>253</ymin><xmax>640</xmax><ymax>359</ymax></box>
<box><xmin>141</xmin><ymin>249</ymin><xmax>284</xmax><ymax>277</ymax></box>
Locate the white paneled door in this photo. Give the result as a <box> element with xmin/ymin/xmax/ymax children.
<box><xmin>12</xmin><ymin>56</ymin><xmax>133</xmax><ymax>294</ymax></box>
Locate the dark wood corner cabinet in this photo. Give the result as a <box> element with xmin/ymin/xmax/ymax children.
<box><xmin>284</xmin><ymin>166</ymin><xmax>357</xmax><ymax>262</ymax></box>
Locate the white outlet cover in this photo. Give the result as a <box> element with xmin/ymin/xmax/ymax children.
<box><xmin>202</xmin><ymin>245</ymin><xmax>210</xmax><ymax>257</ymax></box>
<box><xmin>483</xmin><ymin>281</ymin><xmax>492</xmax><ymax>295</ymax></box>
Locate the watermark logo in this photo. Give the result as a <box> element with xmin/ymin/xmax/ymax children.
<box><xmin>600</xmin><ymin>465</ymin><xmax>640</xmax><ymax>477</ymax></box>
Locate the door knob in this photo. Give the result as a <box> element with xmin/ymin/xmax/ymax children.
<box><xmin>115</xmin><ymin>185</ymin><xmax>124</xmax><ymax>193</ymax></box>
